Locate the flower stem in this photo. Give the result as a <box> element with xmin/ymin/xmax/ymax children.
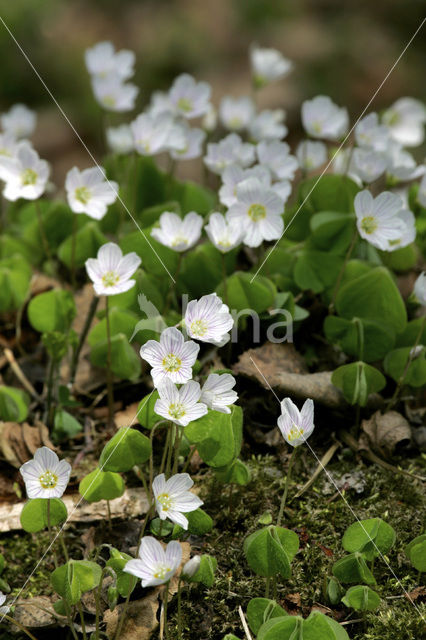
<box><xmin>221</xmin><ymin>253</ymin><xmax>228</xmax><ymax>307</ymax></box>
<box><xmin>172</xmin><ymin>426</ymin><xmax>184</xmax><ymax>475</ymax></box>
<box><xmin>177</xmin><ymin>579</ymin><xmax>183</xmax><ymax>640</ymax></box>
<box><xmin>35</xmin><ymin>200</ymin><xmax>53</xmax><ymax>264</ymax></box>
<box><xmin>70</xmin><ymin>294</ymin><xmax>99</xmax><ymax>387</ymax></box>
<box><xmin>0</xmin><ymin>614</ymin><xmax>39</xmax><ymax>640</ymax></box>
<box><xmin>329</xmin><ymin>230</ymin><xmax>358</xmax><ymax>313</ymax></box>
<box><xmin>165</xmin><ymin>422</ymin><xmax>175</xmax><ymax>478</ymax></box>
<box><xmin>70</xmin><ymin>214</ymin><xmax>77</xmax><ymax>289</ymax></box>
<box><xmin>163</xmin><ymin>254</ymin><xmax>183</xmax><ymax>315</ymax></box>
<box><xmin>77</xmin><ymin>602</ymin><xmax>87</xmax><ymax>640</ymax></box>
<box><xmin>162</xmin><ymin>582</ymin><xmax>169</xmax><ymax>640</ymax></box>
<box><xmin>47</xmin><ymin>498</ymin><xmax>58</xmax><ymax>569</ymax></box>
<box><xmin>114</xmin><ymin>587</ymin><xmax>131</xmax><ymax>640</ymax></box>
<box><xmin>105</xmin><ymin>296</ymin><xmax>115</xmax><ymax>428</ymax></box>
<box><xmin>45</xmin><ymin>357</ymin><xmax>56</xmax><ymax>430</ymax></box>
<box><xmin>277</xmin><ymin>447</ymin><xmax>298</xmax><ymax>527</ymax></box>
<box><xmin>388</xmin><ymin>315</ymin><xmax>426</xmax><ymax>410</ymax></box>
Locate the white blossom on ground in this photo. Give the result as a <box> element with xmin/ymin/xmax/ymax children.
<box><xmin>154</xmin><ymin>379</ymin><xmax>207</xmax><ymax>426</ymax></box>
<box><xmin>386</xmin><ymin>209</ymin><xmax>416</xmax><ymax>251</ymax></box>
<box><xmin>20</xmin><ymin>447</ymin><xmax>71</xmax><ymax>499</ymax></box>
<box><xmin>131</xmin><ymin>113</ymin><xmax>185</xmax><ymax>156</ymax></box>
<box><xmin>204</xmin><ymin>133</ymin><xmax>256</xmax><ymax>175</ymax></box>
<box><xmin>219</xmin><ymin>164</ymin><xmax>271</xmax><ymax>207</ymax></box>
<box><xmin>85</xmin><ymin>242</ymin><xmax>141</xmax><ymax>296</ymax></box>
<box><xmin>0</xmin><ymin>593</ymin><xmax>10</xmax><ymax>615</ymax></box>
<box><xmin>227</xmin><ymin>177</ymin><xmax>284</xmax><ymax>247</ymax></box>
<box><xmin>385</xmin><ymin>141</ymin><xmax>425</xmax><ymax>183</ymax></box>
<box><xmin>256</xmin><ymin>141</ymin><xmax>298</xmax><ymax>181</ymax></box>
<box><xmin>219</xmin><ymin>96</ymin><xmax>255</xmax><ymax>131</ymax></box>
<box><xmin>106</xmin><ymin>124</ymin><xmax>134</xmax><ymax>154</ymax></box>
<box><xmin>204</xmin><ymin>212</ymin><xmax>244</xmax><ymax>252</ymax></box>
<box><xmin>140</xmin><ymin>327</ymin><xmax>199</xmax><ymax>387</ymax></box>
<box><xmin>351</xmin><ymin>148</ymin><xmax>387</xmax><ymax>184</ymax></box>
<box><xmin>413</xmin><ymin>271</ymin><xmax>426</xmax><ymax>306</ymax></box>
<box><xmin>1</xmin><ymin>104</ymin><xmax>36</xmax><ymax>139</ymax></box>
<box><xmin>417</xmin><ymin>174</ymin><xmax>426</xmax><ymax>208</ymax></box>
<box><xmin>354</xmin><ymin>190</ymin><xmax>405</xmax><ymax>251</ymax></box>
<box><xmin>184</xmin><ymin>293</ymin><xmax>234</xmax><ymax>346</ymax></box>
<box><xmin>249</xmin><ymin>109</ymin><xmax>288</xmax><ymax>142</ymax></box>
<box><xmin>151</xmin><ymin>211</ymin><xmax>203</xmax><ymax>252</ymax></box>
<box><xmin>124</xmin><ymin>537</ymin><xmax>182</xmax><ymax>587</ymax></box>
<box><xmin>152</xmin><ymin>473</ymin><xmax>203</xmax><ymax>529</ymax></box>
<box><xmin>0</xmin><ymin>141</ymin><xmax>49</xmax><ymax>201</ymax></box>
<box><xmin>302</xmin><ymin>95</ymin><xmax>349</xmax><ymax>141</ymax></box>
<box><xmin>170</xmin><ymin>125</ymin><xmax>206</xmax><ymax>161</ymax></box>
<box><xmin>182</xmin><ymin>556</ymin><xmax>201</xmax><ymax>579</ymax></box>
<box><xmin>296</xmin><ymin>140</ymin><xmax>327</xmax><ymax>171</ymax></box>
<box><xmin>202</xmin><ymin>103</ymin><xmax>218</xmax><ymax>132</ymax></box>
<box><xmin>65</xmin><ymin>166</ymin><xmax>118</xmax><ymax>219</ymax></box>
<box><xmin>355</xmin><ymin>113</ymin><xmax>389</xmax><ymax>151</ymax></box>
<box><xmin>250</xmin><ymin>45</ymin><xmax>293</xmax><ymax>88</ymax></box>
<box><xmin>382</xmin><ymin>97</ymin><xmax>426</xmax><ymax>147</ymax></box>
<box><xmin>85</xmin><ymin>41</ymin><xmax>135</xmax><ymax>81</ymax></box>
<box><xmin>278</xmin><ymin>398</ymin><xmax>314</xmax><ymax>447</ymax></box>
<box><xmin>91</xmin><ymin>76</ymin><xmax>138</xmax><ymax>112</ymax></box>
<box><xmin>168</xmin><ymin>74</ymin><xmax>211</xmax><ymax>119</ymax></box>
<box><xmin>200</xmin><ymin>373</ymin><xmax>238</xmax><ymax>413</ymax></box>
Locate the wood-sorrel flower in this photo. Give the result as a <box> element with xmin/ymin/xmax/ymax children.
<box><xmin>20</xmin><ymin>447</ymin><xmax>71</xmax><ymax>499</ymax></box>
<box><xmin>152</xmin><ymin>473</ymin><xmax>203</xmax><ymax>529</ymax></box>
<box><xmin>124</xmin><ymin>537</ymin><xmax>182</xmax><ymax>587</ymax></box>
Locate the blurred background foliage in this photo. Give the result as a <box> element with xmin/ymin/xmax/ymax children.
<box><xmin>0</xmin><ymin>0</ymin><xmax>425</xmax><ymax>182</ymax></box>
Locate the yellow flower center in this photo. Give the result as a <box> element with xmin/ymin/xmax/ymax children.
<box><xmin>157</xmin><ymin>493</ymin><xmax>173</xmax><ymax>511</ymax></box>
<box><xmin>168</xmin><ymin>403</ymin><xmax>186</xmax><ymax>420</ymax></box>
<box><xmin>102</xmin><ymin>271</ymin><xmax>120</xmax><ymax>287</ymax></box>
<box><xmin>75</xmin><ymin>186</ymin><xmax>91</xmax><ymax>204</ymax></box>
<box><xmin>248</xmin><ymin>204</ymin><xmax>266</xmax><ymax>222</ymax></box>
<box><xmin>360</xmin><ymin>216</ymin><xmax>378</xmax><ymax>235</ymax></box>
<box><xmin>312</xmin><ymin>121</ymin><xmax>323</xmax><ymax>134</ymax></box>
<box><xmin>153</xmin><ymin>565</ymin><xmax>171</xmax><ymax>580</ymax></box>
<box><xmin>162</xmin><ymin>353</ymin><xmax>182</xmax><ymax>373</ymax></box>
<box><xmin>217</xmin><ymin>238</ymin><xmax>231</xmax><ymax>250</ymax></box>
<box><xmin>171</xmin><ymin>235</ymin><xmax>188</xmax><ymax>248</ymax></box>
<box><xmin>287</xmin><ymin>425</ymin><xmax>304</xmax><ymax>443</ymax></box>
<box><xmin>177</xmin><ymin>97</ymin><xmax>193</xmax><ymax>113</ymax></box>
<box><xmin>39</xmin><ymin>470</ymin><xmax>58</xmax><ymax>489</ymax></box>
<box><xmin>102</xmin><ymin>95</ymin><xmax>116</xmax><ymax>108</ymax></box>
<box><xmin>190</xmin><ymin>318</ymin><xmax>208</xmax><ymax>337</ymax></box>
<box><xmin>21</xmin><ymin>168</ymin><xmax>38</xmax><ymax>186</ymax></box>
<box><xmin>229</xmin><ymin>117</ymin><xmax>242</xmax><ymax>129</ymax></box>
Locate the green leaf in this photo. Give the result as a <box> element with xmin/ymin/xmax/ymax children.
<box><xmin>58</xmin><ymin>221</ymin><xmax>108</xmax><ymax>268</ymax></box>
<box><xmin>244</xmin><ymin>526</ymin><xmax>299</xmax><ymax>578</ymax></box>
<box><xmin>303</xmin><ymin>611</ymin><xmax>350</xmax><ymax>640</ymax></box>
<box><xmin>185</xmin><ymin>406</ymin><xmax>242</xmax><ymax>468</ymax></box>
<box><xmin>106</xmin><ymin>548</ymin><xmax>137</xmax><ymax>597</ymax></box>
<box><xmin>179</xmin><ymin>244</ymin><xmax>232</xmax><ymax>299</ymax></box>
<box><xmin>215</xmin><ymin>459</ymin><xmax>251</xmax><ymax>485</ymax></box>
<box><xmin>137</xmin><ymin>391</ymin><xmax>160</xmax><ymax>430</ymax></box>
<box><xmin>335</xmin><ymin>267</ymin><xmax>407</xmax><ymax>335</ymax></box>
<box><xmin>216</xmin><ymin>271</ymin><xmax>276</xmax><ymax>313</ymax></box>
<box><xmin>294</xmin><ymin>250</ymin><xmax>343</xmax><ymax>294</ymax></box>
<box><xmin>88</xmin><ymin>308</ymin><xmax>139</xmax><ymax>346</ymax></box>
<box><xmin>379</xmin><ymin>244</ymin><xmax>418</xmax><ymax>272</ymax></box>
<box><xmin>51</xmin><ymin>560</ymin><xmax>102</xmax><ymax>605</ymax></box>
<box><xmin>79</xmin><ymin>468</ymin><xmax>125</xmax><ymax>502</ymax></box>
<box><xmin>99</xmin><ymin>427</ymin><xmax>151</xmax><ymax>472</ymax></box>
<box><xmin>342</xmin><ymin>585</ymin><xmax>380</xmax><ymax>611</ymax></box>
<box><xmin>172</xmin><ymin>508</ymin><xmax>213</xmax><ymax>537</ymax></box>
<box><xmin>168</xmin><ymin>179</ymin><xmax>216</xmax><ymax>214</ymax></box>
<box><xmin>0</xmin><ymin>386</ymin><xmax>30</xmax><ymax>421</ymax></box>
<box><xmin>28</xmin><ymin>289</ymin><xmax>76</xmax><ymax>333</ymax></box>
<box><xmin>108</xmin><ymin>270</ymin><xmax>165</xmax><ymax>317</ymax></box>
<box><xmin>246</xmin><ymin>598</ymin><xmax>288</xmax><ymax>635</ymax></box>
<box><xmin>120</xmin><ymin>227</ymin><xmax>179</xmax><ymax>278</ymax></box>
<box><xmin>326</xmin><ymin>577</ymin><xmax>345</xmax><ymax>605</ymax></box>
<box><xmin>324</xmin><ymin>316</ymin><xmax>395</xmax><ymax>362</ymax></box>
<box><xmin>332</xmin><ymin>552</ymin><xmax>376</xmax><ymax>585</ymax></box>
<box><xmin>331</xmin><ymin>361</ymin><xmax>386</xmax><ymax>406</ymax></box>
<box><xmin>310</xmin><ymin>211</ymin><xmax>356</xmax><ymax>254</ymax></box>
<box><xmin>53</xmin><ymin>409</ymin><xmax>83</xmax><ymax>441</ymax></box>
<box><xmin>405</xmin><ymin>533</ymin><xmax>426</xmax><ymax>559</ymax></box>
<box><xmin>20</xmin><ymin>498</ymin><xmax>67</xmax><ymax>533</ymax></box>
<box><xmin>90</xmin><ymin>333</ymin><xmax>141</xmax><ymax>380</ymax></box>
<box><xmin>0</xmin><ymin>255</ymin><xmax>32</xmax><ymax>312</ymax></box>
<box><xmin>257</xmin><ymin>616</ymin><xmax>300</xmax><ymax>640</ymax></box>
<box><xmin>342</xmin><ymin>518</ymin><xmax>396</xmax><ymax>561</ymax></box>
<box><xmin>395</xmin><ymin>318</ymin><xmax>426</xmax><ymax>348</ymax></box>
<box><xmin>384</xmin><ymin>347</ymin><xmax>426</xmax><ymax>388</ymax></box>
<box><xmin>188</xmin><ymin>554</ymin><xmax>217</xmax><ymax>587</ymax></box>
<box><xmin>409</xmin><ymin>540</ymin><xmax>426</xmax><ymax>572</ymax></box>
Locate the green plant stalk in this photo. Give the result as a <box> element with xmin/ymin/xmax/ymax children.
<box><xmin>45</xmin><ymin>356</ymin><xmax>57</xmax><ymax>430</ymax></box>
<box><xmin>182</xmin><ymin>445</ymin><xmax>197</xmax><ymax>473</ymax></box>
<box><xmin>114</xmin><ymin>587</ymin><xmax>131</xmax><ymax>640</ymax></box>
<box><xmin>70</xmin><ymin>294</ymin><xmax>99</xmax><ymax>387</ymax></box>
<box><xmin>35</xmin><ymin>200</ymin><xmax>53</xmax><ymax>264</ymax></box>
<box><xmin>277</xmin><ymin>446</ymin><xmax>298</xmax><ymax>527</ymax></box>
<box><xmin>47</xmin><ymin>498</ymin><xmax>58</xmax><ymax>569</ymax></box>
<box><xmin>0</xmin><ymin>614</ymin><xmax>39</xmax><ymax>640</ymax></box>
<box><xmin>177</xmin><ymin>579</ymin><xmax>183</xmax><ymax>640</ymax></box>
<box><xmin>105</xmin><ymin>296</ymin><xmax>115</xmax><ymax>427</ymax></box>
<box><xmin>329</xmin><ymin>229</ymin><xmax>358</xmax><ymax>313</ymax></box>
<box><xmin>77</xmin><ymin>602</ymin><xmax>87</xmax><ymax>640</ymax></box>
<box><xmin>388</xmin><ymin>315</ymin><xmax>426</xmax><ymax>410</ymax></box>
<box><xmin>221</xmin><ymin>252</ymin><xmax>228</xmax><ymax>307</ymax></box>
<box><xmin>70</xmin><ymin>214</ymin><xmax>77</xmax><ymax>289</ymax></box>
<box><xmin>162</xmin><ymin>582</ymin><xmax>170</xmax><ymax>640</ymax></box>
<box><xmin>165</xmin><ymin>422</ymin><xmax>175</xmax><ymax>478</ymax></box>
<box><xmin>159</xmin><ymin>427</ymin><xmax>171</xmax><ymax>476</ymax></box>
<box><xmin>163</xmin><ymin>253</ymin><xmax>183</xmax><ymax>314</ymax></box>
<box><xmin>172</xmin><ymin>425</ymin><xmax>184</xmax><ymax>475</ymax></box>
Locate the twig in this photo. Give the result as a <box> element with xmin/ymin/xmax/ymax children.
<box><xmin>238</xmin><ymin>606</ymin><xmax>253</xmax><ymax>640</ymax></box>
<box><xmin>291</xmin><ymin>441</ymin><xmax>341</xmax><ymax>500</ymax></box>
<box><xmin>3</xmin><ymin>348</ymin><xmax>41</xmax><ymax>401</ymax></box>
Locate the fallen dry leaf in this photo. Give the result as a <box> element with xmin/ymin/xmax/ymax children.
<box><xmin>13</xmin><ymin>596</ymin><xmax>61</xmax><ymax>628</ymax></box>
<box><xmin>114</xmin><ymin>403</ymin><xmax>141</xmax><ymax>429</ymax></box>
<box><xmin>359</xmin><ymin>410</ymin><xmax>411</xmax><ymax>458</ymax></box>
<box><xmin>405</xmin><ymin>586</ymin><xmax>426</xmax><ymax>602</ymax></box>
<box><xmin>0</xmin><ymin>421</ymin><xmax>54</xmax><ymax>468</ymax></box>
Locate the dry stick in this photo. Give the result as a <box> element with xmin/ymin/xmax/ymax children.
<box><xmin>0</xmin><ymin>614</ymin><xmax>39</xmax><ymax>640</ymax></box>
<box><xmin>388</xmin><ymin>315</ymin><xmax>426</xmax><ymax>410</ymax></box>
<box><xmin>105</xmin><ymin>296</ymin><xmax>115</xmax><ymax>428</ymax></box>
<box><xmin>3</xmin><ymin>348</ymin><xmax>41</xmax><ymax>401</ymax></box>
<box><xmin>238</xmin><ymin>605</ymin><xmax>254</xmax><ymax>640</ymax></box>
<box><xmin>291</xmin><ymin>441</ymin><xmax>341</xmax><ymax>500</ymax></box>
<box><xmin>70</xmin><ymin>295</ymin><xmax>99</xmax><ymax>387</ymax></box>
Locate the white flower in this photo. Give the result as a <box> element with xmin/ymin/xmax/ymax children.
<box><xmin>140</xmin><ymin>327</ymin><xmax>199</xmax><ymax>387</ymax></box>
<box><xmin>146</xmin><ymin>91</ymin><xmax>175</xmax><ymax>117</ymax></box>
<box><xmin>124</xmin><ymin>537</ymin><xmax>182</xmax><ymax>587</ymax></box>
<box><xmin>154</xmin><ymin>379</ymin><xmax>208</xmax><ymax>426</ymax></box>
<box><xmin>182</xmin><ymin>556</ymin><xmax>201</xmax><ymax>579</ymax></box>
<box><xmin>170</xmin><ymin>125</ymin><xmax>206</xmax><ymax>160</ymax></box>
<box><xmin>131</xmin><ymin>113</ymin><xmax>185</xmax><ymax>156</ymax></box>
<box><xmin>65</xmin><ymin>166</ymin><xmax>118</xmax><ymax>219</ymax></box>
<box><xmin>20</xmin><ymin>447</ymin><xmax>71</xmax><ymax>499</ymax></box>
<box><xmin>92</xmin><ymin>77</ymin><xmax>138</xmax><ymax>112</ymax></box>
<box><xmin>1</xmin><ymin>104</ymin><xmax>36</xmax><ymax>139</ymax></box>
<box><xmin>185</xmin><ymin>293</ymin><xmax>234</xmax><ymax>346</ymax></box>
<box><xmin>85</xmin><ymin>242</ymin><xmax>141</xmax><ymax>296</ymax></box>
<box><xmin>219</xmin><ymin>164</ymin><xmax>271</xmax><ymax>207</ymax></box>
<box><xmin>0</xmin><ymin>132</ymin><xmax>19</xmax><ymax>161</ymax></box>
<box><xmin>204</xmin><ymin>212</ymin><xmax>244</xmax><ymax>252</ymax></box>
<box><xmin>152</xmin><ymin>473</ymin><xmax>203</xmax><ymax>529</ymax></box>
<box><xmin>151</xmin><ymin>211</ymin><xmax>203</xmax><ymax>252</ymax></box>
<box><xmin>249</xmin><ymin>109</ymin><xmax>288</xmax><ymax>142</ymax></box>
<box><xmin>351</xmin><ymin>148</ymin><xmax>387</xmax><ymax>184</ymax></box>
<box><xmin>272</xmin><ymin>180</ymin><xmax>292</xmax><ymax>204</ymax></box>
<box><xmin>331</xmin><ymin>147</ymin><xmax>354</xmax><ymax>176</ymax></box>
<box><xmin>202</xmin><ymin>103</ymin><xmax>218</xmax><ymax>132</ymax></box>
<box><xmin>386</xmin><ymin>209</ymin><xmax>416</xmax><ymax>251</ymax></box>
<box><xmin>302</xmin><ymin>96</ymin><xmax>349</xmax><ymax>141</ymax></box>
<box><xmin>257</xmin><ymin>141</ymin><xmax>298</xmax><ymax>181</ymax></box>
<box><xmin>219</xmin><ymin>96</ymin><xmax>255</xmax><ymax>131</ymax></box>
<box><xmin>227</xmin><ymin>177</ymin><xmax>284</xmax><ymax>248</ymax></box>
<box><xmin>250</xmin><ymin>45</ymin><xmax>293</xmax><ymax>87</ymax></box>
<box><xmin>0</xmin><ymin>141</ymin><xmax>49</xmax><ymax>201</ymax></box>
<box><xmin>296</xmin><ymin>140</ymin><xmax>327</xmax><ymax>171</ymax></box>
<box><xmin>0</xmin><ymin>592</ymin><xmax>10</xmax><ymax>615</ymax></box>
<box><xmin>417</xmin><ymin>174</ymin><xmax>426</xmax><ymax>208</ymax></box>
<box><xmin>355</xmin><ymin>113</ymin><xmax>389</xmax><ymax>151</ymax></box>
<box><xmin>106</xmin><ymin>124</ymin><xmax>134</xmax><ymax>154</ymax></box>
<box><xmin>85</xmin><ymin>41</ymin><xmax>135</xmax><ymax>81</ymax></box>
<box><xmin>410</xmin><ymin>345</ymin><xmax>424</xmax><ymax>359</ymax></box>
<box><xmin>354</xmin><ymin>190</ymin><xmax>405</xmax><ymax>251</ymax></box>
<box><xmin>169</xmin><ymin>74</ymin><xmax>211</xmax><ymax>119</ymax></box>
<box><xmin>413</xmin><ymin>271</ymin><xmax>426</xmax><ymax>306</ymax></box>
<box><xmin>204</xmin><ymin>133</ymin><xmax>256</xmax><ymax>175</ymax></box>
<box><xmin>385</xmin><ymin>140</ymin><xmax>425</xmax><ymax>183</ymax></box>
<box><xmin>382</xmin><ymin>97</ymin><xmax>426</xmax><ymax>147</ymax></box>
<box><xmin>278</xmin><ymin>398</ymin><xmax>314</xmax><ymax>447</ymax></box>
<box><xmin>200</xmin><ymin>373</ymin><xmax>238</xmax><ymax>413</ymax></box>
